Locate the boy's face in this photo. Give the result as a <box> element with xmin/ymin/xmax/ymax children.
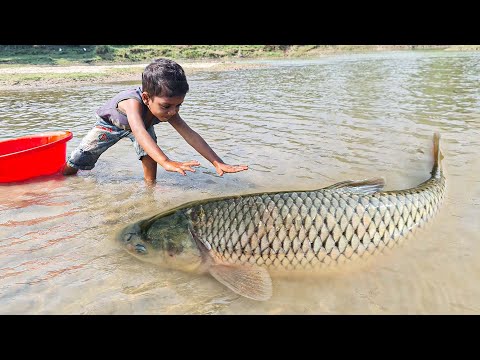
<box><xmin>142</xmin><ymin>93</ymin><xmax>185</xmax><ymax>122</ymax></box>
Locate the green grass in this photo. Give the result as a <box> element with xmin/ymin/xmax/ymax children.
<box><xmin>1</xmin><ymin>45</ymin><xmax>473</xmax><ymax>66</ymax></box>
<box><xmin>0</xmin><ymin>45</ymin><xmax>284</xmax><ymax>65</ymax></box>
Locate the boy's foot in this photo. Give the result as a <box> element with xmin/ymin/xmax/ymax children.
<box><xmin>144</xmin><ymin>178</ymin><xmax>157</xmax><ymax>187</ymax></box>
<box><xmin>62</xmin><ymin>163</ymin><xmax>78</xmax><ymax>176</ymax></box>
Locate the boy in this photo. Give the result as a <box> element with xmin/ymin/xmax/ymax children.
<box><xmin>63</xmin><ymin>58</ymin><xmax>248</xmax><ymax>184</ymax></box>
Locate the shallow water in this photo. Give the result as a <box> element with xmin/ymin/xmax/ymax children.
<box><xmin>1</xmin><ymin>51</ymin><xmax>479</xmax><ymax>314</ymax></box>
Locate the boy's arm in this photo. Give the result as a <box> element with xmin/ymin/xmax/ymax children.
<box><xmin>122</xmin><ymin>99</ymin><xmax>199</xmax><ymax>176</ymax></box>
<box><xmin>169</xmin><ymin>114</ymin><xmax>248</xmax><ymax>176</ymax></box>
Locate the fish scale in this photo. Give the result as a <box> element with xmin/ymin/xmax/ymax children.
<box><xmin>187</xmin><ymin>172</ymin><xmax>446</xmax><ymax>271</ymax></box>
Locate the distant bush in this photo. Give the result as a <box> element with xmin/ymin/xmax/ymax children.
<box><xmin>95</xmin><ymin>45</ymin><xmax>112</xmax><ymax>54</ymax></box>
<box><xmin>263</xmin><ymin>45</ymin><xmax>289</xmax><ymax>52</ymax></box>
<box><xmin>95</xmin><ymin>45</ymin><xmax>115</xmax><ymax>60</ymax></box>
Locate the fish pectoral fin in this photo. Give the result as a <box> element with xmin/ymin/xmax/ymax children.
<box><xmin>208</xmin><ymin>263</ymin><xmax>273</xmax><ymax>301</ymax></box>
<box><xmin>325</xmin><ymin>177</ymin><xmax>385</xmax><ymax>195</ymax></box>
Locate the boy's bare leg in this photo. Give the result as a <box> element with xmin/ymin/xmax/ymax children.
<box><xmin>63</xmin><ymin>163</ymin><xmax>79</xmax><ymax>176</ymax></box>
<box><xmin>141</xmin><ymin>155</ymin><xmax>157</xmax><ymax>185</ymax></box>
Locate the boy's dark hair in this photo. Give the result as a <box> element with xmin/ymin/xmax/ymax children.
<box><xmin>142</xmin><ymin>58</ymin><xmax>189</xmax><ymax>97</ymax></box>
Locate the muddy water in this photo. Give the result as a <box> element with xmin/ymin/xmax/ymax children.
<box><xmin>0</xmin><ymin>51</ymin><xmax>479</xmax><ymax>314</ymax></box>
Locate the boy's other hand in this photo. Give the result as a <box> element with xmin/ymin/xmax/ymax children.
<box><xmin>162</xmin><ymin>160</ymin><xmax>200</xmax><ymax>176</ymax></box>
<box><xmin>214</xmin><ymin>162</ymin><xmax>249</xmax><ymax>176</ymax></box>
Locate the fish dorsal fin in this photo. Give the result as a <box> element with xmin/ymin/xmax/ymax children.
<box><xmin>208</xmin><ymin>263</ymin><xmax>273</xmax><ymax>301</ymax></box>
<box><xmin>324</xmin><ymin>177</ymin><xmax>385</xmax><ymax>195</ymax></box>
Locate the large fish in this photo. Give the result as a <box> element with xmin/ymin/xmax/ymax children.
<box><xmin>118</xmin><ymin>133</ymin><xmax>446</xmax><ymax>301</ymax></box>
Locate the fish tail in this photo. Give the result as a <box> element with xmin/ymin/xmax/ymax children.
<box><xmin>431</xmin><ymin>132</ymin><xmax>443</xmax><ymax>177</ymax></box>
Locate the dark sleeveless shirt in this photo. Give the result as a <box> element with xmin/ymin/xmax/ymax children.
<box><xmin>96</xmin><ymin>87</ymin><xmax>160</xmax><ymax>130</ymax></box>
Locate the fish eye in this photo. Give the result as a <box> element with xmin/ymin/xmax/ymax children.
<box><xmin>135</xmin><ymin>243</ymin><xmax>148</xmax><ymax>255</ymax></box>
<box><xmin>121</xmin><ymin>223</ymin><xmax>142</xmax><ymax>244</ymax></box>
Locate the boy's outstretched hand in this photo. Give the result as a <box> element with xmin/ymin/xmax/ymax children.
<box><xmin>162</xmin><ymin>160</ymin><xmax>200</xmax><ymax>176</ymax></box>
<box><xmin>214</xmin><ymin>162</ymin><xmax>249</xmax><ymax>176</ymax></box>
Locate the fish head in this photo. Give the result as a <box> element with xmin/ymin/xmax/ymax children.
<box><xmin>117</xmin><ymin>210</ymin><xmax>203</xmax><ymax>272</ymax></box>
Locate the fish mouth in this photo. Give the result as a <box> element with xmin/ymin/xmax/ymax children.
<box><xmin>134</xmin><ymin>243</ymin><xmax>148</xmax><ymax>255</ymax></box>
<box><xmin>125</xmin><ymin>242</ymin><xmax>148</xmax><ymax>255</ymax></box>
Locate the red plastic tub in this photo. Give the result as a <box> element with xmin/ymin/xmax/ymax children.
<box><xmin>0</xmin><ymin>131</ymin><xmax>73</xmax><ymax>183</ymax></box>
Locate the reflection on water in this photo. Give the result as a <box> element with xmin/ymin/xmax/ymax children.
<box><xmin>1</xmin><ymin>51</ymin><xmax>479</xmax><ymax>314</ymax></box>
